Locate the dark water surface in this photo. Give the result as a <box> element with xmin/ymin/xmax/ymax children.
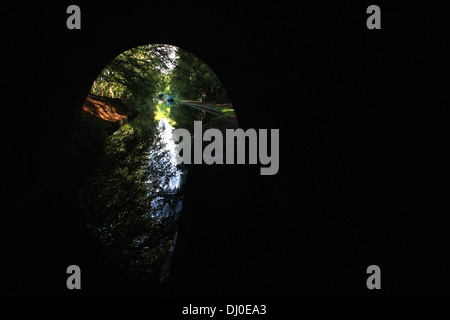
<box><xmin>78</xmin><ymin>99</ymin><xmax>229</xmax><ymax>282</ymax></box>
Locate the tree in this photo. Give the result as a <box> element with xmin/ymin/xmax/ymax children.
<box><xmin>90</xmin><ymin>45</ymin><xmax>177</xmax><ymax>106</ymax></box>
<box><xmin>169</xmin><ymin>48</ymin><xmax>228</xmax><ymax>102</ymax></box>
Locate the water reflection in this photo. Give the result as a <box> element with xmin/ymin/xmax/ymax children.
<box><xmin>79</xmin><ymin>102</ymin><xmax>188</xmax><ymax>283</ymax></box>
<box><xmin>148</xmin><ymin>118</ymin><xmax>184</xmax><ymax>218</ymax></box>
<box><xmin>79</xmin><ymin>98</ymin><xmax>234</xmax><ymax>283</ymax></box>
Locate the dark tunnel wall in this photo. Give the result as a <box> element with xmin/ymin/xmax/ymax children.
<box><xmin>2</xmin><ymin>2</ymin><xmax>449</xmax><ymax>300</ymax></box>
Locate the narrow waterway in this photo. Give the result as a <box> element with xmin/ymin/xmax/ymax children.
<box><xmin>78</xmin><ymin>97</ymin><xmax>225</xmax><ymax>283</ymax></box>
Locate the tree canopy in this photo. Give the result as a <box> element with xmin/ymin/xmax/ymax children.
<box><xmin>90</xmin><ymin>44</ymin><xmax>228</xmax><ymax>104</ymax></box>
<box><xmin>90</xmin><ymin>44</ymin><xmax>176</xmax><ymax>105</ymax></box>
<box><xmin>169</xmin><ymin>48</ymin><xmax>228</xmax><ymax>102</ymax></box>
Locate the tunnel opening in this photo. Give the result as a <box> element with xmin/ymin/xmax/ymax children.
<box><xmin>77</xmin><ymin>44</ymin><xmax>238</xmax><ymax>283</ymax></box>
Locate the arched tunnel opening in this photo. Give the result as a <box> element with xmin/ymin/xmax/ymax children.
<box><xmin>77</xmin><ymin>44</ymin><xmax>241</xmax><ymax>285</ymax></box>
<box><xmin>3</xmin><ymin>3</ymin><xmax>449</xmax><ymax>301</ymax></box>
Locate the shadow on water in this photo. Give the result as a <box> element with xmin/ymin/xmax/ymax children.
<box><xmin>78</xmin><ymin>98</ymin><xmax>214</xmax><ymax>283</ymax></box>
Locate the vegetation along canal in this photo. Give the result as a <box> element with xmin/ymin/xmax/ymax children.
<box><xmin>77</xmin><ymin>44</ymin><xmax>237</xmax><ymax>283</ymax></box>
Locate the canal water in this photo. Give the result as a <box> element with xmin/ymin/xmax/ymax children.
<box><xmin>148</xmin><ymin>117</ymin><xmax>183</xmax><ymax>215</ymax></box>
<box><xmin>79</xmin><ymin>98</ymin><xmax>220</xmax><ymax>282</ymax></box>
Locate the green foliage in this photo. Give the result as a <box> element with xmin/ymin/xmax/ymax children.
<box><xmin>90</xmin><ymin>44</ymin><xmax>228</xmax><ymax>105</ymax></box>
<box><xmin>90</xmin><ymin>45</ymin><xmax>175</xmax><ymax>106</ymax></box>
<box><xmin>169</xmin><ymin>48</ymin><xmax>228</xmax><ymax>102</ymax></box>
